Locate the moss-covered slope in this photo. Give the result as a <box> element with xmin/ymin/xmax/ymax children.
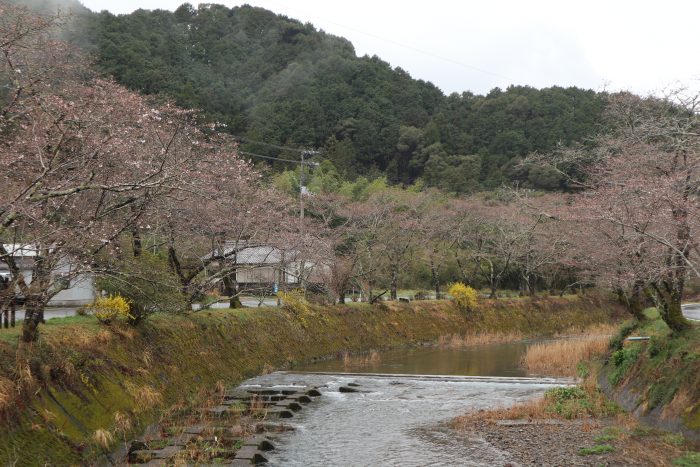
<box><xmin>600</xmin><ymin>308</ymin><xmax>700</xmax><ymax>440</ymax></box>
<box><xmin>0</xmin><ymin>296</ymin><xmax>618</xmax><ymax>465</ymax></box>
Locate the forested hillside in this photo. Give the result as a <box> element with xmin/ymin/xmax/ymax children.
<box><xmin>76</xmin><ymin>3</ymin><xmax>606</xmax><ymax>190</ymax></box>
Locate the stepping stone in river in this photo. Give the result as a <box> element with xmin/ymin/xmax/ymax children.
<box><xmin>255</xmin><ymin>421</ymin><xmax>295</xmax><ymax>432</ymax></box>
<box><xmin>229</xmin><ymin>459</ymin><xmax>256</xmax><ymax>466</ymax></box>
<box><xmin>286</xmin><ymin>394</ymin><xmax>312</xmax><ymax>403</ymax></box>
<box><xmin>242</xmin><ymin>434</ymin><xmax>275</xmax><ymax>451</ymax></box>
<box><xmin>275</xmin><ymin>400</ymin><xmax>302</xmax><ymax>411</ymax></box>
<box><xmin>234</xmin><ymin>446</ymin><xmax>269</xmax><ymax>464</ymax></box>
<box><xmin>266</xmin><ymin>407</ymin><xmax>294</xmax><ymax>418</ymax></box>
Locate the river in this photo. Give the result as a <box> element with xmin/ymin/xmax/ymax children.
<box><xmin>238</xmin><ymin>342</ymin><xmax>573</xmax><ymax>466</ymax></box>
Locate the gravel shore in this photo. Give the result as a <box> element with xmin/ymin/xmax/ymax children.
<box><xmin>463</xmin><ymin>418</ymin><xmax>687</xmax><ymax>466</ymax></box>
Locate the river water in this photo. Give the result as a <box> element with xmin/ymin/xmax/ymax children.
<box><xmin>239</xmin><ymin>343</ymin><xmax>573</xmax><ymax>466</ymax></box>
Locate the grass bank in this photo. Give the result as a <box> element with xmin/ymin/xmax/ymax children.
<box><xmin>600</xmin><ymin>308</ymin><xmax>700</xmax><ymax>439</ymax></box>
<box><xmin>452</xmin><ymin>306</ymin><xmax>700</xmax><ymax>465</ymax></box>
<box><xmin>0</xmin><ymin>295</ymin><xmax>618</xmax><ymax>465</ymax></box>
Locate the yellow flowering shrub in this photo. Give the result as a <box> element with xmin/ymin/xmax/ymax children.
<box><xmin>448</xmin><ymin>282</ymin><xmax>479</xmax><ymax>311</ymax></box>
<box><xmin>277</xmin><ymin>289</ymin><xmax>311</xmax><ymax>316</ymax></box>
<box><xmin>89</xmin><ymin>294</ymin><xmax>133</xmax><ymax>324</ymax></box>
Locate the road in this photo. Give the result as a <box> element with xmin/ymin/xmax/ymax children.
<box><xmin>11</xmin><ymin>307</ymin><xmax>78</xmax><ymax>322</ymax></box>
<box><xmin>681</xmin><ymin>303</ymin><xmax>700</xmax><ymax>321</ymax></box>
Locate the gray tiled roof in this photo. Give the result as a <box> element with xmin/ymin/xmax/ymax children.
<box><xmin>209</xmin><ymin>243</ymin><xmax>298</xmax><ymax>265</ymax></box>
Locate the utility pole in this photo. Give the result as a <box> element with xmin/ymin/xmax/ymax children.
<box><xmin>300</xmin><ymin>150</ymin><xmax>305</xmax><ymax>220</ymax></box>
<box><xmin>299</xmin><ymin>150</ymin><xmax>319</xmax><ymax>220</ymax></box>
<box><xmin>299</xmin><ymin>149</ymin><xmax>318</xmax><ymax>294</ymax></box>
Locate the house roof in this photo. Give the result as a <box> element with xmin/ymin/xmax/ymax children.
<box><xmin>207</xmin><ymin>242</ymin><xmax>298</xmax><ymax>265</ymax></box>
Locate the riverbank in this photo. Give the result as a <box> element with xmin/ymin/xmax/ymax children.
<box><xmin>452</xmin><ymin>307</ymin><xmax>700</xmax><ymax>465</ymax></box>
<box><xmin>0</xmin><ymin>295</ymin><xmax>619</xmax><ymax>465</ymax></box>
<box><xmin>599</xmin><ymin>308</ymin><xmax>700</xmax><ymax>439</ymax></box>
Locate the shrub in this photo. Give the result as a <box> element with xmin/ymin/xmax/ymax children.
<box><xmin>413</xmin><ymin>290</ymin><xmax>431</xmax><ymax>300</ymax></box>
<box><xmin>673</xmin><ymin>453</ymin><xmax>700</xmax><ymax>466</ymax></box>
<box><xmin>88</xmin><ymin>295</ymin><xmax>133</xmax><ymax>324</ymax></box>
<box><xmin>278</xmin><ymin>289</ymin><xmax>312</xmax><ymax>316</ymax></box>
<box><xmin>96</xmin><ymin>251</ymin><xmax>189</xmax><ymax>322</ymax></box>
<box><xmin>647</xmin><ymin>335</ymin><xmax>666</xmax><ymax>358</ymax></box>
<box><xmin>544</xmin><ymin>386</ymin><xmax>619</xmax><ymax>419</ymax></box>
<box><xmin>448</xmin><ymin>282</ymin><xmax>478</xmax><ymax>311</ymax></box>
<box><xmin>610</xmin><ymin>321</ymin><xmax>638</xmax><ymax>351</ymax></box>
<box><xmin>609</xmin><ymin>346</ymin><xmax>641</xmax><ymax>386</ymax></box>
<box><xmin>546</xmin><ymin>386</ymin><xmax>588</xmax><ymax>403</ymax></box>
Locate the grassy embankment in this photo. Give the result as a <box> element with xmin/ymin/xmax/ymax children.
<box><xmin>0</xmin><ymin>295</ymin><xmax>617</xmax><ymax>465</ymax></box>
<box><xmin>453</xmin><ymin>307</ymin><xmax>700</xmax><ymax>465</ymax></box>
<box><xmin>600</xmin><ymin>308</ymin><xmax>700</xmax><ymax>437</ymax></box>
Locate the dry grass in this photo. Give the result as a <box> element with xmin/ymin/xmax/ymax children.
<box><xmin>437</xmin><ymin>322</ymin><xmax>618</xmax><ymax>352</ymax></box>
<box><xmin>437</xmin><ymin>331</ymin><xmax>524</xmax><ymax>348</ymax></box>
<box><xmin>113</xmin><ymin>411</ymin><xmax>132</xmax><ymax>438</ymax></box>
<box><xmin>93</xmin><ymin>428</ymin><xmax>114</xmax><ymax>449</ymax></box>
<box><xmin>553</xmin><ymin>322</ymin><xmax>619</xmax><ymax>338</ymax></box>
<box><xmin>125</xmin><ymin>383</ymin><xmax>163</xmax><ymax>413</ymax></box>
<box><xmin>521</xmin><ymin>336</ymin><xmax>610</xmax><ymax>377</ymax></box>
<box><xmin>342</xmin><ymin>350</ymin><xmax>380</xmax><ymax>368</ymax></box>
<box><xmin>452</xmin><ymin>396</ymin><xmax>551</xmax><ymax>429</ymax></box>
<box><xmin>0</xmin><ymin>377</ymin><xmax>16</xmax><ymax>412</ymax></box>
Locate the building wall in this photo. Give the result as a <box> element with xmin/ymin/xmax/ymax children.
<box><xmin>50</xmin><ymin>274</ymin><xmax>95</xmax><ymax>306</ymax></box>
<box><xmin>235</xmin><ymin>264</ymin><xmax>301</xmax><ymax>285</ymax></box>
<box><xmin>236</xmin><ymin>266</ymin><xmax>278</xmax><ymax>284</ymax></box>
<box><xmin>0</xmin><ymin>261</ymin><xmax>95</xmax><ymax>307</ymax></box>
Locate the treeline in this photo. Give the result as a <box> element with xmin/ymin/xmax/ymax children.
<box><xmin>67</xmin><ymin>2</ymin><xmax>607</xmax><ymax>191</ymax></box>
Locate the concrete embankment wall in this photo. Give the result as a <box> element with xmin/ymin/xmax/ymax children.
<box><xmin>0</xmin><ymin>296</ymin><xmax>621</xmax><ymax>465</ymax></box>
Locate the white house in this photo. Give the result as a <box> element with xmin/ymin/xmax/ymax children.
<box><xmin>207</xmin><ymin>241</ymin><xmax>317</xmax><ymax>291</ymax></box>
<box><xmin>0</xmin><ymin>244</ymin><xmax>95</xmax><ymax>307</ymax></box>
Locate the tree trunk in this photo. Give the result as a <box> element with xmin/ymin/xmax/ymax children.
<box><xmin>132</xmin><ymin>227</ymin><xmax>142</xmax><ymax>257</ymax></box>
<box><xmin>390</xmin><ymin>265</ymin><xmax>398</xmax><ymax>300</ymax></box>
<box><xmin>663</xmin><ymin>299</ymin><xmax>688</xmax><ymax>333</ymax></box>
<box><xmin>626</xmin><ymin>281</ymin><xmax>647</xmax><ymax>321</ymax></box>
<box><xmin>654</xmin><ymin>281</ymin><xmax>690</xmax><ymax>333</ymax></box>
<box><xmin>338</xmin><ymin>291</ymin><xmax>346</xmax><ymax>305</ymax></box>
<box><xmin>222</xmin><ymin>273</ymin><xmax>242</xmax><ymax>308</ymax></box>
<box><xmin>430</xmin><ymin>256</ymin><xmax>440</xmax><ymax>299</ymax></box>
<box><xmin>22</xmin><ymin>295</ymin><xmax>45</xmax><ymax>342</ymax></box>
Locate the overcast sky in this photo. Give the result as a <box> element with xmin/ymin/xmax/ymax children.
<box><xmin>78</xmin><ymin>0</ymin><xmax>699</xmax><ymax>96</ymax></box>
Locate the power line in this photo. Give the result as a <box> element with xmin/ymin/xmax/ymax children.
<box><xmin>264</xmin><ymin>0</ymin><xmax>513</xmax><ymax>82</ymax></box>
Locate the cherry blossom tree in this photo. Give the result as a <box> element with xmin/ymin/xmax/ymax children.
<box><xmin>0</xmin><ymin>3</ymin><xmax>256</xmax><ymax>339</ymax></box>
<box><xmin>534</xmin><ymin>91</ymin><xmax>699</xmax><ymax>331</ymax></box>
